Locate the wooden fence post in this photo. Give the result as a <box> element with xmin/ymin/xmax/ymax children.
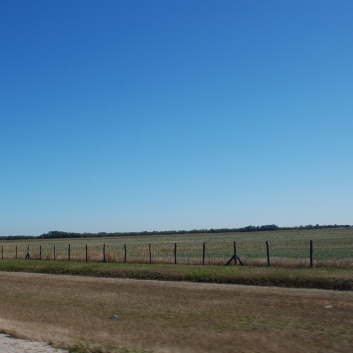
<box><xmin>124</xmin><ymin>244</ymin><xmax>127</xmax><ymax>263</ymax></box>
<box><xmin>174</xmin><ymin>243</ymin><xmax>177</xmax><ymax>264</ymax></box>
<box><xmin>16</xmin><ymin>245</ymin><xmax>18</xmax><ymax>259</ymax></box>
<box><xmin>40</xmin><ymin>245</ymin><xmax>42</xmax><ymax>260</ymax></box>
<box><xmin>310</xmin><ymin>240</ymin><xmax>313</xmax><ymax>268</ymax></box>
<box><xmin>1</xmin><ymin>245</ymin><xmax>3</xmax><ymax>259</ymax></box>
<box><xmin>149</xmin><ymin>243</ymin><xmax>152</xmax><ymax>264</ymax></box>
<box><xmin>103</xmin><ymin>244</ymin><xmax>106</xmax><ymax>263</ymax></box>
<box><xmin>266</xmin><ymin>241</ymin><xmax>271</xmax><ymax>267</ymax></box>
<box><xmin>25</xmin><ymin>245</ymin><xmax>31</xmax><ymax>260</ymax></box>
<box><xmin>202</xmin><ymin>242</ymin><xmax>206</xmax><ymax>265</ymax></box>
<box><xmin>68</xmin><ymin>244</ymin><xmax>71</xmax><ymax>261</ymax></box>
<box><xmin>234</xmin><ymin>241</ymin><xmax>237</xmax><ymax>265</ymax></box>
<box><xmin>86</xmin><ymin>244</ymin><xmax>88</xmax><ymax>262</ymax></box>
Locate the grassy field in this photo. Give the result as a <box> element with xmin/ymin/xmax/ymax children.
<box><xmin>0</xmin><ymin>272</ymin><xmax>352</xmax><ymax>353</ymax></box>
<box><xmin>1</xmin><ymin>228</ymin><xmax>353</xmax><ymax>267</ymax></box>
<box><xmin>1</xmin><ymin>228</ymin><xmax>351</xmax><ymax>352</ymax></box>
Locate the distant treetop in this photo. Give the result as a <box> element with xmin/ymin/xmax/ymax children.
<box><xmin>1</xmin><ymin>224</ymin><xmax>350</xmax><ymax>240</ymax></box>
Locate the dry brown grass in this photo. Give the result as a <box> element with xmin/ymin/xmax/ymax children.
<box><xmin>0</xmin><ymin>272</ymin><xmax>352</xmax><ymax>353</ymax></box>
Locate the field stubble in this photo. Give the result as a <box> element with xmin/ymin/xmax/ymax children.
<box><xmin>0</xmin><ymin>272</ymin><xmax>353</xmax><ymax>353</ymax></box>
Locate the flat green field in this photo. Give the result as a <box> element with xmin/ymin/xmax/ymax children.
<box><xmin>1</xmin><ymin>228</ymin><xmax>353</xmax><ymax>267</ymax></box>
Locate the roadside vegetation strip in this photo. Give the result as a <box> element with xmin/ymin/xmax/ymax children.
<box><xmin>1</xmin><ymin>272</ymin><xmax>353</xmax><ymax>353</ymax></box>
<box><xmin>0</xmin><ymin>260</ymin><xmax>352</xmax><ymax>290</ymax></box>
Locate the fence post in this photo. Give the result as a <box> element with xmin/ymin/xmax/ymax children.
<box><xmin>25</xmin><ymin>245</ymin><xmax>31</xmax><ymax>260</ymax></box>
<box><xmin>310</xmin><ymin>240</ymin><xmax>313</xmax><ymax>268</ymax></box>
<box><xmin>68</xmin><ymin>244</ymin><xmax>71</xmax><ymax>261</ymax></box>
<box><xmin>103</xmin><ymin>244</ymin><xmax>106</xmax><ymax>263</ymax></box>
<box><xmin>174</xmin><ymin>243</ymin><xmax>177</xmax><ymax>264</ymax></box>
<box><xmin>54</xmin><ymin>244</ymin><xmax>56</xmax><ymax>261</ymax></box>
<box><xmin>40</xmin><ymin>245</ymin><xmax>42</xmax><ymax>260</ymax></box>
<box><xmin>16</xmin><ymin>245</ymin><xmax>18</xmax><ymax>259</ymax></box>
<box><xmin>234</xmin><ymin>241</ymin><xmax>237</xmax><ymax>265</ymax></box>
<box><xmin>149</xmin><ymin>243</ymin><xmax>152</xmax><ymax>264</ymax></box>
<box><xmin>202</xmin><ymin>242</ymin><xmax>206</xmax><ymax>265</ymax></box>
<box><xmin>86</xmin><ymin>244</ymin><xmax>88</xmax><ymax>262</ymax></box>
<box><xmin>1</xmin><ymin>245</ymin><xmax>3</xmax><ymax>259</ymax></box>
<box><xmin>266</xmin><ymin>241</ymin><xmax>271</xmax><ymax>267</ymax></box>
<box><xmin>124</xmin><ymin>244</ymin><xmax>127</xmax><ymax>263</ymax></box>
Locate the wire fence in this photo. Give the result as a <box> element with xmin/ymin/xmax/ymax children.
<box><xmin>1</xmin><ymin>235</ymin><xmax>353</xmax><ymax>267</ymax></box>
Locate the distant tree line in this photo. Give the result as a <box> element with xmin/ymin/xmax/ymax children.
<box><xmin>1</xmin><ymin>223</ymin><xmax>350</xmax><ymax>240</ymax></box>
<box><xmin>0</xmin><ymin>235</ymin><xmax>37</xmax><ymax>241</ymax></box>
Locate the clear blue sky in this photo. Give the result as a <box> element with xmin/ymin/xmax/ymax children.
<box><xmin>1</xmin><ymin>0</ymin><xmax>352</xmax><ymax>236</ymax></box>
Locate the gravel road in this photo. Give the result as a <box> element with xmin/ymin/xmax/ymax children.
<box><xmin>0</xmin><ymin>334</ymin><xmax>68</xmax><ymax>353</ymax></box>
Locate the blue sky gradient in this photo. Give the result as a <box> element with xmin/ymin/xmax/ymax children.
<box><xmin>1</xmin><ymin>0</ymin><xmax>352</xmax><ymax>235</ymax></box>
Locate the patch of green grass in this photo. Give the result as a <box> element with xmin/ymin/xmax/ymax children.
<box><xmin>0</xmin><ymin>259</ymin><xmax>352</xmax><ymax>290</ymax></box>
<box><xmin>66</xmin><ymin>339</ymin><xmax>151</xmax><ymax>353</ymax></box>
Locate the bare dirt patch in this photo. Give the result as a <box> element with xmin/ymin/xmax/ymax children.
<box><xmin>0</xmin><ymin>333</ymin><xmax>68</xmax><ymax>353</ymax></box>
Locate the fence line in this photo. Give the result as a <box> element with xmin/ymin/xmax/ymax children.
<box><xmin>0</xmin><ymin>239</ymin><xmax>334</xmax><ymax>268</ymax></box>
